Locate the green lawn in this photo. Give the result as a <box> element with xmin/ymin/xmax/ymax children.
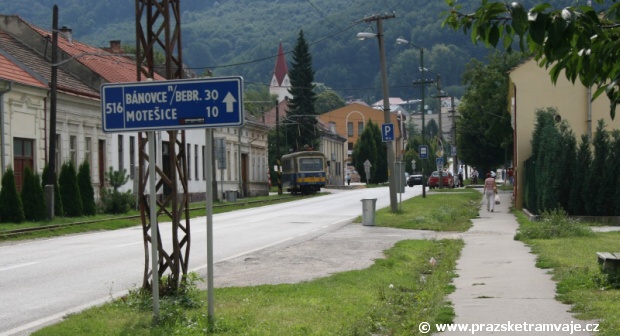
<box><xmin>514</xmin><ymin>211</ymin><xmax>620</xmax><ymax>335</ymax></box>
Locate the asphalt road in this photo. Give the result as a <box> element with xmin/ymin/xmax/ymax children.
<box><xmin>0</xmin><ymin>185</ymin><xmax>422</xmax><ymax>335</ymax></box>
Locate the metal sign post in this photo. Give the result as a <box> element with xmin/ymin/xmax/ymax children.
<box><xmin>148</xmin><ymin>131</ymin><xmax>159</xmax><ymax>319</ymax></box>
<box><xmin>419</xmin><ymin>145</ymin><xmax>428</xmax><ymax>198</ymax></box>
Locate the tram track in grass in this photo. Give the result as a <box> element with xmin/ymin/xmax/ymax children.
<box><xmin>0</xmin><ymin>196</ymin><xmax>297</xmax><ymax>239</ymax></box>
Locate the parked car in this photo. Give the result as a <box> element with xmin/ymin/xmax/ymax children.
<box><xmin>407</xmin><ymin>172</ymin><xmax>424</xmax><ymax>187</ymax></box>
<box><xmin>427</xmin><ymin>170</ymin><xmax>455</xmax><ymax>189</ymax></box>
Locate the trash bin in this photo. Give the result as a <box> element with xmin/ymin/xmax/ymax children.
<box><xmin>361</xmin><ymin>198</ymin><xmax>377</xmax><ymax>226</ymax></box>
<box><xmin>225</xmin><ymin>190</ymin><xmax>237</xmax><ymax>202</ymax></box>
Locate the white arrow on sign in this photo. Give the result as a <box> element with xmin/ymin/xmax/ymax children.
<box><xmin>223</xmin><ymin>92</ymin><xmax>237</xmax><ymax>113</ymax></box>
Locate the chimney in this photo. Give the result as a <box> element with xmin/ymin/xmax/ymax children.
<box><xmin>109</xmin><ymin>40</ymin><xmax>123</xmax><ymax>53</ymax></box>
<box><xmin>59</xmin><ymin>26</ymin><xmax>72</xmax><ymax>44</ymax></box>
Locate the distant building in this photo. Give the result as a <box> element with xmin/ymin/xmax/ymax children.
<box><xmin>318</xmin><ymin>103</ymin><xmax>405</xmax><ymax>163</ymax></box>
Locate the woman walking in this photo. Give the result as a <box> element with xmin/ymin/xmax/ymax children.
<box><xmin>483</xmin><ymin>172</ymin><xmax>497</xmax><ymax>212</ymax></box>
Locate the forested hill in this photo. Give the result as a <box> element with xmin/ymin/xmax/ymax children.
<box><xmin>0</xmin><ymin>0</ymin><xmax>571</xmax><ymax>101</ymax></box>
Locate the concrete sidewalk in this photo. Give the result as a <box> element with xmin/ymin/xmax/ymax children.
<box><xmin>445</xmin><ymin>191</ymin><xmax>594</xmax><ymax>335</ymax></box>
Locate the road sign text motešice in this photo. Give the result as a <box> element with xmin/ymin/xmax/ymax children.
<box><xmin>101</xmin><ymin>77</ymin><xmax>244</xmax><ymax>132</ymax></box>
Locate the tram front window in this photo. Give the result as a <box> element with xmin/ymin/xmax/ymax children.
<box><xmin>299</xmin><ymin>158</ymin><xmax>323</xmax><ymax>172</ymax></box>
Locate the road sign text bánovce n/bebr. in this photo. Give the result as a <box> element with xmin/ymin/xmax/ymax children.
<box><xmin>101</xmin><ymin>77</ymin><xmax>244</xmax><ymax>132</ymax></box>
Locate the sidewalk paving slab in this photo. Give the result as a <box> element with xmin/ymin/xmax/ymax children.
<box><xmin>444</xmin><ymin>191</ymin><xmax>594</xmax><ymax>335</ymax></box>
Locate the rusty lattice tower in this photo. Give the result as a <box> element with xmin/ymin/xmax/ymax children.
<box><xmin>135</xmin><ymin>0</ymin><xmax>190</xmax><ymax>292</ymax></box>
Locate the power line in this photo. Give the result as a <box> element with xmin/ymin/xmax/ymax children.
<box><xmin>189</xmin><ymin>20</ymin><xmax>365</xmax><ymax>71</ymax></box>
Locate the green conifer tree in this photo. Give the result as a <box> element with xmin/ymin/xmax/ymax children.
<box><xmin>0</xmin><ymin>167</ymin><xmax>25</xmax><ymax>223</ymax></box>
<box><xmin>570</xmin><ymin>135</ymin><xmax>591</xmax><ymax>215</ymax></box>
<box><xmin>77</xmin><ymin>161</ymin><xmax>96</xmax><ymax>216</ymax></box>
<box><xmin>21</xmin><ymin>166</ymin><xmax>46</xmax><ymax>221</ymax></box>
<box><xmin>286</xmin><ymin>30</ymin><xmax>318</xmax><ymax>150</ymax></box>
<box><xmin>586</xmin><ymin>120</ymin><xmax>610</xmax><ymax>215</ymax></box>
<box><xmin>352</xmin><ymin>120</ymin><xmax>378</xmax><ymax>183</ymax></box>
<box><xmin>368</xmin><ymin>121</ymin><xmax>388</xmax><ymax>184</ymax></box>
<box><xmin>58</xmin><ymin>162</ymin><xmax>83</xmax><ymax>217</ymax></box>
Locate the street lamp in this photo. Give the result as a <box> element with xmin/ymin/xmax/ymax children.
<box><xmin>396</xmin><ymin>37</ymin><xmax>428</xmax><ymax>198</ymax></box>
<box><xmin>357</xmin><ymin>18</ymin><xmax>398</xmax><ymax>212</ymax></box>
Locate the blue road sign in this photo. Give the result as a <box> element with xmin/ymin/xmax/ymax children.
<box><xmin>382</xmin><ymin>123</ymin><xmax>394</xmax><ymax>142</ymax></box>
<box><xmin>101</xmin><ymin>77</ymin><xmax>244</xmax><ymax>132</ymax></box>
<box><xmin>436</xmin><ymin>157</ymin><xmax>444</xmax><ymax>166</ymax></box>
<box><xmin>419</xmin><ymin>145</ymin><xmax>429</xmax><ymax>159</ymax></box>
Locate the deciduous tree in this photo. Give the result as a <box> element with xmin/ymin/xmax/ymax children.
<box><xmin>444</xmin><ymin>0</ymin><xmax>620</xmax><ymax>119</ymax></box>
<box><xmin>455</xmin><ymin>51</ymin><xmax>521</xmax><ymax>173</ymax></box>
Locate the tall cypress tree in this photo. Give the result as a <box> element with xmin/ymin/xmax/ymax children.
<box><xmin>352</xmin><ymin>120</ymin><xmax>378</xmax><ymax>183</ymax></box>
<box><xmin>571</xmin><ymin>135</ymin><xmax>591</xmax><ymax>216</ymax></box>
<box><xmin>587</xmin><ymin>120</ymin><xmax>610</xmax><ymax>215</ymax></box>
<box><xmin>368</xmin><ymin>120</ymin><xmax>388</xmax><ymax>184</ymax></box>
<box><xmin>0</xmin><ymin>167</ymin><xmax>24</xmax><ymax>223</ymax></box>
<box><xmin>78</xmin><ymin>161</ymin><xmax>96</xmax><ymax>216</ymax></box>
<box><xmin>21</xmin><ymin>166</ymin><xmax>47</xmax><ymax>221</ymax></box>
<box><xmin>59</xmin><ymin>162</ymin><xmax>83</xmax><ymax>217</ymax></box>
<box><xmin>286</xmin><ymin>30</ymin><xmax>318</xmax><ymax>151</ymax></box>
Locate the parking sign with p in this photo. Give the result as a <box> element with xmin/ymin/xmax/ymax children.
<box><xmin>382</xmin><ymin>123</ymin><xmax>394</xmax><ymax>142</ymax></box>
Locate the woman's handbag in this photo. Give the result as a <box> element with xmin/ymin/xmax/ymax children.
<box><xmin>494</xmin><ymin>194</ymin><xmax>500</xmax><ymax>204</ymax></box>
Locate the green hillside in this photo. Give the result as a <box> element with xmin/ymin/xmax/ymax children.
<box><xmin>0</xmin><ymin>0</ymin><xmax>577</xmax><ymax>102</ymax></box>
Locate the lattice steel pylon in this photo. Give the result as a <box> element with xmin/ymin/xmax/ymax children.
<box><xmin>135</xmin><ymin>0</ymin><xmax>191</xmax><ymax>293</ymax></box>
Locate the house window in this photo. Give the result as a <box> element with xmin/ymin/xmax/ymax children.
<box><xmin>202</xmin><ymin>145</ymin><xmax>206</xmax><ymax>180</ymax></box>
<box><xmin>347</xmin><ymin>122</ymin><xmax>353</xmax><ymax>137</ymax></box>
<box><xmin>129</xmin><ymin>136</ymin><xmax>135</xmax><ymax>179</ymax></box>
<box><xmin>118</xmin><ymin>134</ymin><xmax>124</xmax><ymax>172</ymax></box>
<box><xmin>348</xmin><ymin>142</ymin><xmax>353</xmax><ymax>151</ymax></box>
<box><xmin>70</xmin><ymin>135</ymin><xmax>77</xmax><ymax>167</ymax></box>
<box><xmin>358</xmin><ymin>122</ymin><xmax>364</xmax><ymax>135</ymax></box>
<box><xmin>227</xmin><ymin>151</ymin><xmax>231</xmax><ymax>180</ymax></box>
<box><xmin>13</xmin><ymin>138</ymin><xmax>34</xmax><ymax>192</ymax></box>
<box><xmin>329</xmin><ymin>122</ymin><xmax>336</xmax><ymax>134</ymax></box>
<box><xmin>195</xmin><ymin>144</ymin><xmax>199</xmax><ymax>181</ymax></box>
<box><xmin>187</xmin><ymin>143</ymin><xmax>191</xmax><ymax>180</ymax></box>
<box><xmin>85</xmin><ymin>137</ymin><xmax>92</xmax><ymax>168</ymax></box>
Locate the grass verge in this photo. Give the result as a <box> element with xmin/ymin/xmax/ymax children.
<box><xmin>372</xmin><ymin>188</ymin><xmax>480</xmax><ymax>232</ymax></box>
<box><xmin>514</xmin><ymin>210</ymin><xmax>620</xmax><ymax>335</ymax></box>
<box><xmin>31</xmin><ymin>189</ymin><xmax>482</xmax><ymax>335</ymax></box>
<box><xmin>33</xmin><ymin>239</ymin><xmax>463</xmax><ymax>336</ymax></box>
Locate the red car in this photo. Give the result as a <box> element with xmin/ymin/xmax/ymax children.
<box><xmin>427</xmin><ymin>171</ymin><xmax>455</xmax><ymax>189</ymax></box>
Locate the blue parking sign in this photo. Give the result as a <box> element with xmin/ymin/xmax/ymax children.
<box><xmin>382</xmin><ymin>123</ymin><xmax>394</xmax><ymax>142</ymax></box>
<box><xmin>419</xmin><ymin>145</ymin><xmax>428</xmax><ymax>159</ymax></box>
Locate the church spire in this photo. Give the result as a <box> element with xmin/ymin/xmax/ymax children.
<box><xmin>273</xmin><ymin>42</ymin><xmax>288</xmax><ymax>86</ymax></box>
<box><xmin>270</xmin><ymin>42</ymin><xmax>291</xmax><ymax>102</ymax></box>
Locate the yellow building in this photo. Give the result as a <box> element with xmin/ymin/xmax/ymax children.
<box><xmin>508</xmin><ymin>59</ymin><xmax>620</xmax><ymax>210</ymax></box>
<box><xmin>317</xmin><ymin>103</ymin><xmax>405</xmax><ymax>163</ymax></box>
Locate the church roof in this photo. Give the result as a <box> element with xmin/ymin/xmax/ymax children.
<box><xmin>273</xmin><ymin>42</ymin><xmax>288</xmax><ymax>85</ymax></box>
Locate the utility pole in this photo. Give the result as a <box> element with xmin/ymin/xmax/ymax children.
<box><xmin>413</xmin><ymin>73</ymin><xmax>433</xmax><ymax>197</ymax></box>
<box><xmin>275</xmin><ymin>99</ymin><xmax>282</xmax><ymax>195</ymax></box>
<box><xmin>360</xmin><ymin>13</ymin><xmax>398</xmax><ymax>212</ymax></box>
<box><xmin>46</xmin><ymin>5</ymin><xmax>59</xmax><ymax>219</ymax></box>
<box><xmin>450</xmin><ymin>96</ymin><xmax>457</xmax><ymax>176</ymax></box>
